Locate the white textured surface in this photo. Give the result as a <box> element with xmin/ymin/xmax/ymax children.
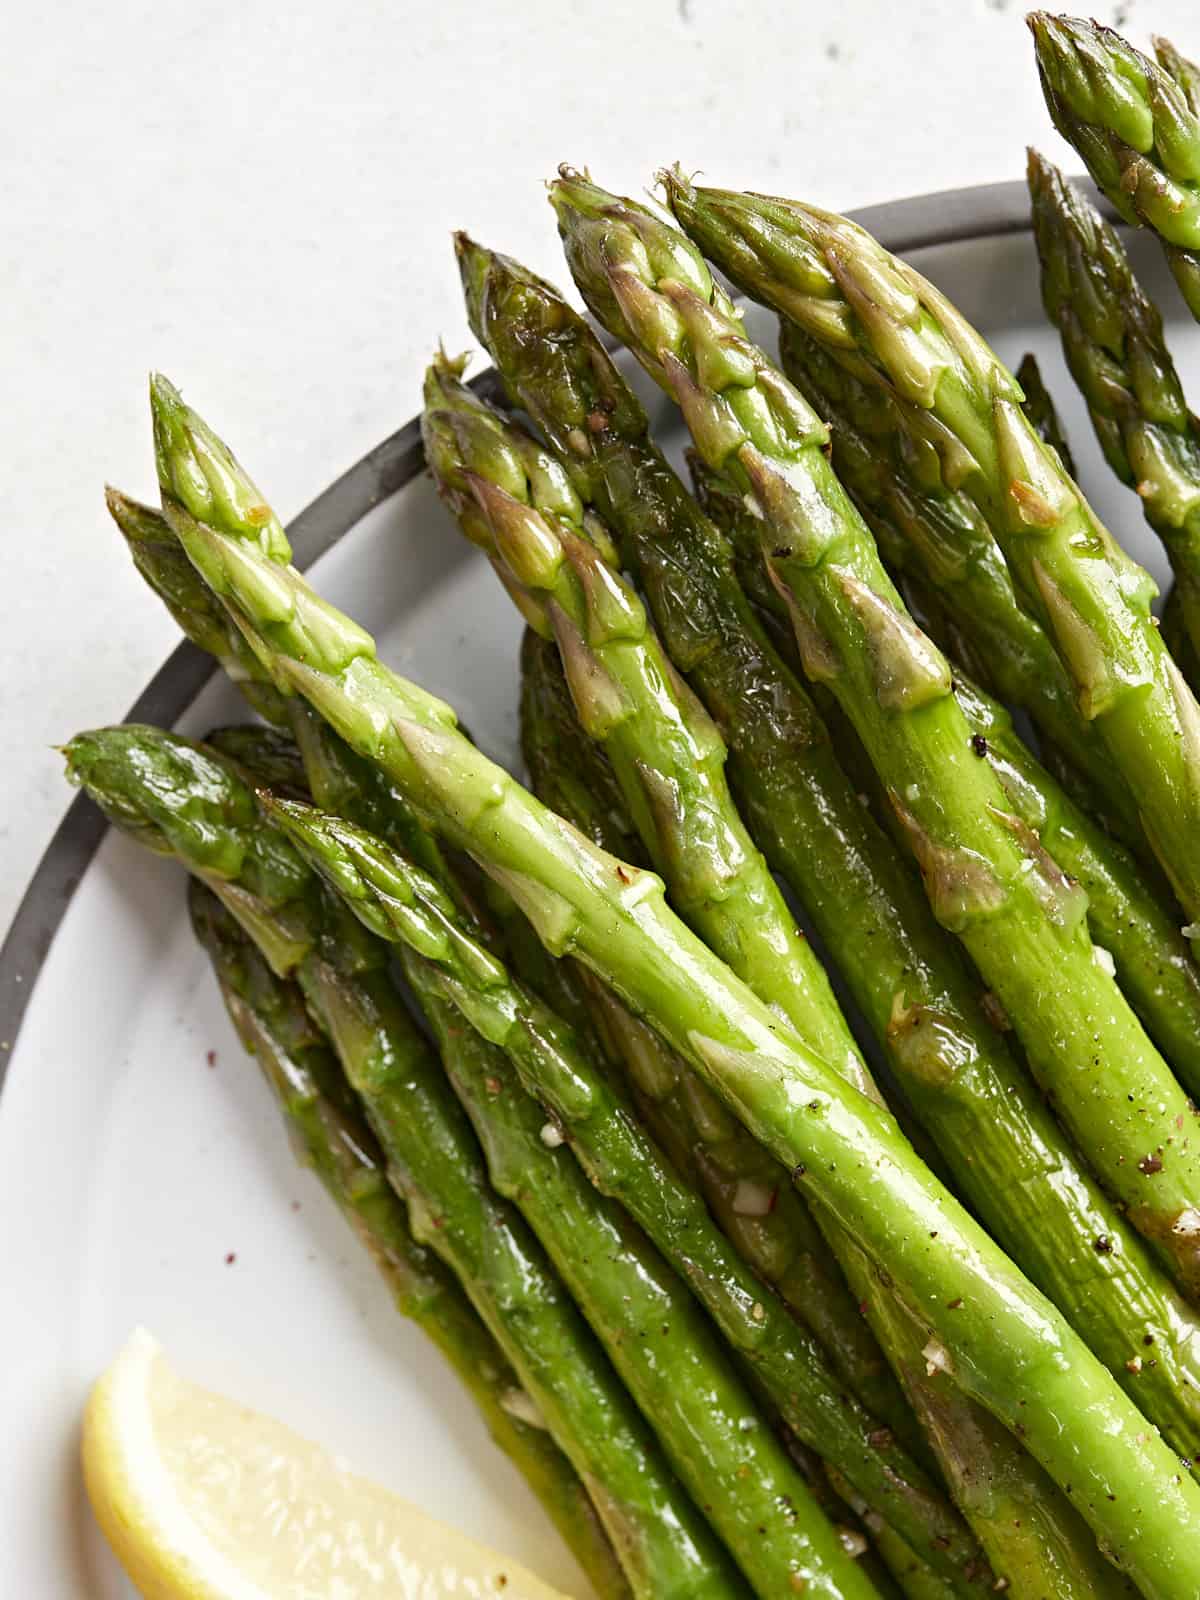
<box><xmin>0</xmin><ymin>0</ymin><xmax>1193</xmax><ymax>927</ymax></box>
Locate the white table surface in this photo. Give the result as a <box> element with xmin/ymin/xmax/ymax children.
<box><xmin>2</xmin><ymin>0</ymin><xmax>1191</xmax><ymax>932</ymax></box>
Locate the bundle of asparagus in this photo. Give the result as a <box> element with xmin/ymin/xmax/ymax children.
<box><xmin>65</xmin><ymin>13</ymin><xmax>1200</xmax><ymax>1598</ymax></box>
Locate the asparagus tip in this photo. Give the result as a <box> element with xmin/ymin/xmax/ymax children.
<box><xmin>655</xmin><ymin>163</ymin><xmax>695</xmax><ymax>215</ymax></box>
<box><xmin>105</xmin><ymin>483</ymin><xmax>167</xmax><ymax>543</ymax></box>
<box><xmin>148</xmin><ymin>370</ymin><xmax>184</xmax><ymax>417</ymax></box>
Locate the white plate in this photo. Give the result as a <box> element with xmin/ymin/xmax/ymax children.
<box><xmin>2</xmin><ymin>181</ymin><xmax>1196</xmax><ymax>1597</ymax></box>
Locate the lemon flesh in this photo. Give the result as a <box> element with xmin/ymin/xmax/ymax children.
<box><xmin>82</xmin><ymin>1327</ymin><xmax>576</xmax><ymax>1599</ymax></box>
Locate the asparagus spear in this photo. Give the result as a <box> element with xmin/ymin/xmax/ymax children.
<box><xmin>518</xmin><ymin>628</ymin><xmax>921</xmax><ymax>1448</ymax></box>
<box><xmin>422</xmin><ymin>353</ymin><xmax>1006</xmax><ymax>1524</ymax></box>
<box><xmin>773</xmin><ymin>322</ymin><xmax>1141</xmax><ymax>841</ymax></box>
<box><xmin>309</xmin><ymin>646</ymin><xmax>929</xmax><ymax>1465</ymax></box>
<box><xmin>1015</xmin><ymin>352</ymin><xmax>1078</xmax><ymax>477</ymax></box>
<box><xmin>426</xmin><ymin>317</ymin><xmax>1200</xmax><ymax>1434</ymax></box>
<box><xmin>1028</xmin><ymin>13</ymin><xmax>1200</xmax><ymax>323</ymax></box>
<box><xmin>81</xmin><ymin>723</ymin><xmax>883</xmax><ymax>1600</ymax></box>
<box><xmin>205</xmin><ymin>722</ymin><xmax>311</xmax><ymax>794</ymax></box>
<box><xmin>187</xmin><ymin>878</ymin><xmax>633</xmax><ymax>1600</ymax></box>
<box><xmin>106</xmin><ymin>487</ymin><xmax>291</xmax><ymax>727</ymax></box>
<box><xmin>710</xmin><ymin>339</ymin><xmax>1200</xmax><ymax>1101</ymax></box>
<box><xmin>269</xmin><ymin>721</ymin><xmax>983</xmax><ymax>1600</ymax></box>
<box><xmin>603</xmin><ymin>171</ymin><xmax>1200</xmax><ymax>1289</ymax></box>
<box><xmin>420</xmin><ymin>350</ymin><xmax>869</xmax><ymax>1098</ymax></box>
<box><xmin>147</xmin><ymin>375</ymin><xmax>1200</xmax><ymax>1597</ymax></box>
<box><xmin>65</xmin><ymin>726</ymin><xmax>749</xmax><ymax>1600</ymax></box>
<box><xmin>519</xmin><ymin>634</ymin><xmax>1144</xmax><ymax>1600</ymax></box>
<box><xmin>385</xmin><ymin>950</ymin><xmax>844</xmax><ymax>1600</ymax></box>
<box><xmin>1028</xmin><ymin>149</ymin><xmax>1200</xmax><ymax>661</ymax></box>
<box><xmin>662</xmin><ymin>172</ymin><xmax>1200</xmax><ymax>934</ymax></box>
<box><xmin>283</xmin><ymin>706</ymin><xmax>906</xmax><ymax>1598</ymax></box>
<box><xmin>269</xmin><ymin>787</ymin><xmax>979</xmax><ymax>1587</ymax></box>
<box><xmin>525</xmin><ymin>600</ymin><xmax>1200</xmax><ymax>1468</ymax></box>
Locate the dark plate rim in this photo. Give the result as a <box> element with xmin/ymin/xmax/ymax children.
<box><xmin>0</xmin><ymin>173</ymin><xmax>1084</xmax><ymax>1094</ymax></box>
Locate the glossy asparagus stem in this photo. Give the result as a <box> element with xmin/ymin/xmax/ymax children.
<box><xmin>519</xmin><ymin>634</ymin><xmax>1142</xmax><ymax>1600</ymax></box>
<box><xmin>525</xmin><ymin>595</ymin><xmax>1200</xmax><ymax>1475</ymax></box>
<box><xmin>518</xmin><ymin>628</ymin><xmax>921</xmax><ymax>1455</ymax></box>
<box><xmin>663</xmin><ymin>171</ymin><xmax>1200</xmax><ymax>933</ymax></box>
<box><xmin>205</xmin><ymin>722</ymin><xmax>311</xmax><ymax>795</ymax></box>
<box><xmin>420</xmin><ymin>350</ymin><xmax>867</xmax><ymax>1096</ymax></box>
<box><xmin>64</xmin><ymin>725</ymin><xmax>749</xmax><ymax>1600</ymax></box>
<box><xmin>270</xmin><ymin>787</ymin><xmax>978</xmax><ymax>1587</ymax></box>
<box><xmin>212</xmin><ymin>730</ymin><xmax>867</xmax><ymax>1598</ymax></box>
<box><xmin>1029</xmin><ymin>13</ymin><xmax>1200</xmax><ymax>322</ymax></box>
<box><xmin>147</xmin><ymin>376</ymin><xmax>1200</xmax><ymax>1597</ymax></box>
<box><xmin>773</xmin><ymin>323</ymin><xmax>1141</xmax><ymax>843</ymax></box>
<box><xmin>390</xmin><ymin>952</ymin><xmax>835</xmax><ymax>1599</ymax></box>
<box><xmin>707</xmin><ymin>343</ymin><xmax>1200</xmax><ymax>1101</ymax></box>
<box><xmin>422</xmin><ymin>351</ymin><xmax>1010</xmax><ymax>1544</ymax></box>
<box><xmin>187</xmin><ymin>879</ymin><xmax>633</xmax><ymax>1600</ymax></box>
<box><xmin>106</xmin><ymin>487</ymin><xmax>291</xmax><ymax>726</ymax></box>
<box><xmin>566</xmin><ymin>173</ymin><xmax>1200</xmax><ymax>1301</ymax></box>
<box><xmin>111</xmin><ymin>487</ymin><xmax>850</xmax><ymax>1588</ymax></box>
<box><xmin>1028</xmin><ymin>149</ymin><xmax>1200</xmax><ymax>660</ymax></box>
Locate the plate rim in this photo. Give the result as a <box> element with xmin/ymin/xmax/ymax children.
<box><xmin>0</xmin><ymin>173</ymin><xmax>1086</xmax><ymax>1098</ymax></box>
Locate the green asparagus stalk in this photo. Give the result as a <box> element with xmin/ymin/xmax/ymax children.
<box><xmin>280</xmin><ymin>696</ymin><xmax>981</xmax><ymax>1600</ymax></box>
<box><xmin>147</xmin><ymin>374</ymin><xmax>1200</xmax><ymax>1597</ymax></box>
<box><xmin>1029</xmin><ymin>13</ymin><xmax>1200</xmax><ymax>323</ymax></box>
<box><xmin>518</xmin><ymin>633</ymin><xmax>1144</xmax><ymax>1600</ymax></box>
<box><xmin>525</xmin><ymin>596</ymin><xmax>1200</xmax><ymax>1468</ymax></box>
<box><xmin>421</xmin><ymin>352</ymin><xmax>1011</xmax><ymax>1546</ymax></box>
<box><xmin>420</xmin><ymin>350</ymin><xmax>870</xmax><ymax>1099</ymax></box>
<box><xmin>385</xmin><ymin>951</ymin><xmax>840</xmax><ymax>1600</ymax></box>
<box><xmin>774</xmin><ymin>322</ymin><xmax>1142</xmax><ymax>842</ymax></box>
<box><xmin>955</xmin><ymin>671</ymin><xmax>1200</xmax><ymax>1093</ymax></box>
<box><xmin>187</xmin><ymin>878</ymin><xmax>633</xmax><ymax>1600</ymax></box>
<box><xmin>1015</xmin><ymin>352</ymin><xmax>1078</xmax><ymax>477</ymax></box>
<box><xmin>708</xmin><ymin>339</ymin><xmax>1200</xmax><ymax>1101</ymax></box>
<box><xmin>662</xmin><ymin>171</ymin><xmax>1200</xmax><ymax>933</ymax></box>
<box><xmin>1028</xmin><ymin>149</ymin><xmax>1200</xmax><ymax>661</ymax></box>
<box><xmin>269</xmin><ymin>788</ymin><xmax>979</xmax><ymax>1587</ymax></box>
<box><xmin>205</xmin><ymin>723</ymin><xmax>311</xmax><ymax>795</ymax></box>
<box><xmin>64</xmin><ymin>725</ymin><xmax>749</xmax><ymax>1600</ymax></box>
<box><xmin>282</xmin><ymin>706</ymin><xmax>899</xmax><ymax>1599</ymax></box>
<box><xmin>106</xmin><ymin>487</ymin><xmax>292</xmax><ymax>726</ymax></box>
<box><xmin>424</xmin><ymin>326</ymin><xmax>1200</xmax><ymax>1483</ymax></box>
<box><xmin>278</xmin><ymin>706</ymin><xmax>978</xmax><ymax>1596</ymax></box>
<box><xmin>110</xmin><ymin>476</ymin><xmax>857</xmax><ymax>1587</ymax></box>
<box><xmin>518</xmin><ymin>628</ymin><xmax>921</xmax><ymax>1453</ymax></box>
<box><xmin>603</xmin><ymin>171</ymin><xmax>1200</xmax><ymax>1289</ymax></box>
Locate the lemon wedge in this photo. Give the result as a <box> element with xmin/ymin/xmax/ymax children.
<box><xmin>82</xmin><ymin>1327</ymin><xmax>575</xmax><ymax>1598</ymax></box>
